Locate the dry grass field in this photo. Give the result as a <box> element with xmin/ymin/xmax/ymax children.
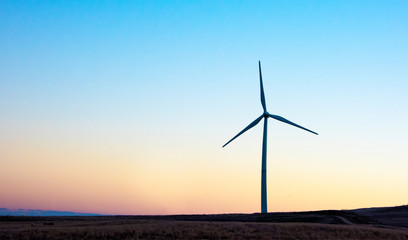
<box><xmin>1</xmin><ymin>206</ymin><xmax>408</xmax><ymax>239</ymax></box>
<box><xmin>1</xmin><ymin>218</ymin><xmax>408</xmax><ymax>240</ymax></box>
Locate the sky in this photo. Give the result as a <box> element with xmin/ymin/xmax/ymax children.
<box><xmin>1</xmin><ymin>0</ymin><xmax>408</xmax><ymax>215</ymax></box>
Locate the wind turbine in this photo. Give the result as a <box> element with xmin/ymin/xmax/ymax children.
<box><xmin>222</xmin><ymin>61</ymin><xmax>318</xmax><ymax>214</ymax></box>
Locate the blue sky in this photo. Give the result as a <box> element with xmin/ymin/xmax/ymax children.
<box><xmin>1</xmin><ymin>1</ymin><xmax>408</xmax><ymax>214</ymax></box>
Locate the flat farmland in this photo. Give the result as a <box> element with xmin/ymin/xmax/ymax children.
<box><xmin>1</xmin><ymin>206</ymin><xmax>408</xmax><ymax>239</ymax></box>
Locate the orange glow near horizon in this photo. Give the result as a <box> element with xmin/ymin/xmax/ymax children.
<box><xmin>1</xmin><ymin>133</ymin><xmax>408</xmax><ymax>215</ymax></box>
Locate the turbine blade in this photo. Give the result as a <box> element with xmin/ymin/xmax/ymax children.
<box><xmin>259</xmin><ymin>61</ymin><xmax>267</xmax><ymax>112</ymax></box>
<box><xmin>222</xmin><ymin>115</ymin><xmax>264</xmax><ymax>148</ymax></box>
<box><xmin>267</xmin><ymin>113</ymin><xmax>318</xmax><ymax>135</ymax></box>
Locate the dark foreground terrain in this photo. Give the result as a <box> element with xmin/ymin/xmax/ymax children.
<box><xmin>1</xmin><ymin>205</ymin><xmax>408</xmax><ymax>239</ymax></box>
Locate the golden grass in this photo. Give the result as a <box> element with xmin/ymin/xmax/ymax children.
<box><xmin>1</xmin><ymin>219</ymin><xmax>408</xmax><ymax>240</ymax></box>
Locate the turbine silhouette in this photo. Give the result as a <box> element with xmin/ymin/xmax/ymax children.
<box><xmin>222</xmin><ymin>61</ymin><xmax>318</xmax><ymax>214</ymax></box>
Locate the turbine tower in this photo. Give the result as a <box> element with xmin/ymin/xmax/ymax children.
<box><xmin>223</xmin><ymin>61</ymin><xmax>318</xmax><ymax>214</ymax></box>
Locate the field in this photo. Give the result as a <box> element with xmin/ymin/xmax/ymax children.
<box><xmin>1</xmin><ymin>206</ymin><xmax>408</xmax><ymax>239</ymax></box>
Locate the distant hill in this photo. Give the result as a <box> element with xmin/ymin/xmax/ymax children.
<box><xmin>1</xmin><ymin>205</ymin><xmax>408</xmax><ymax>227</ymax></box>
<box><xmin>352</xmin><ymin>205</ymin><xmax>408</xmax><ymax>228</ymax></box>
<box><xmin>0</xmin><ymin>208</ymin><xmax>101</xmax><ymax>216</ymax></box>
<box><xmin>127</xmin><ymin>205</ymin><xmax>408</xmax><ymax>229</ymax></box>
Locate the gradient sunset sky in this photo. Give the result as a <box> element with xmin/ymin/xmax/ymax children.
<box><xmin>1</xmin><ymin>1</ymin><xmax>408</xmax><ymax>215</ymax></box>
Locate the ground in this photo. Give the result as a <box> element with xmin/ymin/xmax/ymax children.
<box><xmin>1</xmin><ymin>206</ymin><xmax>408</xmax><ymax>239</ymax></box>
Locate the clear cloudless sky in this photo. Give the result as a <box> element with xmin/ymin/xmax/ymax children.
<box><xmin>1</xmin><ymin>0</ymin><xmax>408</xmax><ymax>215</ymax></box>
